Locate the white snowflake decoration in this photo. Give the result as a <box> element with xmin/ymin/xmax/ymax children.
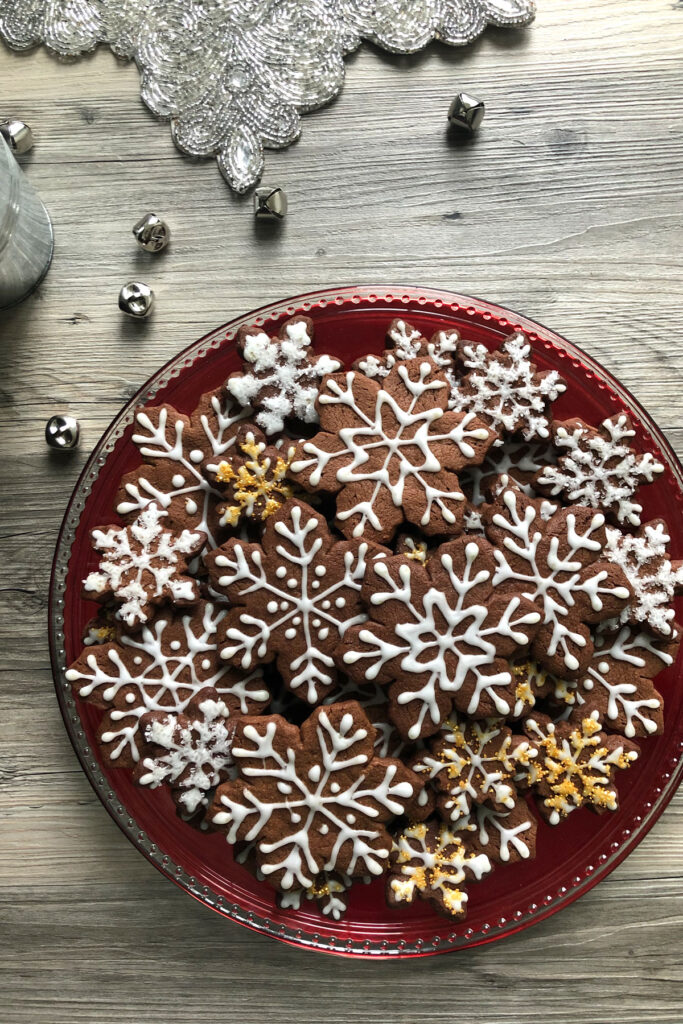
<box><xmin>84</xmin><ymin>503</ymin><xmax>203</xmax><ymax>627</ymax></box>
<box><xmin>604</xmin><ymin>522</ymin><xmax>683</xmax><ymax>637</ymax></box>
<box><xmin>208</xmin><ymin>502</ymin><xmax>375</xmax><ymax>703</ymax></box>
<box><xmin>290</xmin><ymin>360</ymin><xmax>495</xmax><ymax>542</ymax></box>
<box><xmin>0</xmin><ymin>1</ymin><xmax>535</xmax><ymax>192</ymax></box>
<box><xmin>356</xmin><ymin>320</ymin><xmax>459</xmax><ymax>379</ymax></box>
<box><xmin>136</xmin><ymin>696</ymin><xmax>235</xmax><ymax>814</ymax></box>
<box><xmin>344</xmin><ymin>540</ymin><xmax>542</xmax><ymax>738</ymax></box>
<box><xmin>536</xmin><ymin>414</ymin><xmax>664</xmax><ymax>526</ymax></box>
<box><xmin>448</xmin><ymin>332</ymin><xmax>566</xmax><ymax>441</ymax></box>
<box><xmin>227</xmin><ymin>319</ymin><xmax>341</xmax><ymax>435</ymax></box>
<box><xmin>487</xmin><ymin>487</ymin><xmax>632</xmax><ymax>674</ymax></box>
<box><xmin>212</xmin><ymin>707</ymin><xmax>415</xmax><ymax>890</ymax></box>
<box><xmin>66</xmin><ymin>603</ymin><xmax>269</xmax><ymax>763</ymax></box>
<box><xmin>117</xmin><ymin>394</ymin><xmax>250</xmax><ymax>549</ymax></box>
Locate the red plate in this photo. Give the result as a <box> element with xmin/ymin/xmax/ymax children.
<box><xmin>50</xmin><ymin>287</ymin><xmax>683</xmax><ymax>957</ymax></box>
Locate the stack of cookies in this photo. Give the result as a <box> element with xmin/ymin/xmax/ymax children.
<box><xmin>66</xmin><ymin>315</ymin><xmax>683</xmax><ymax>921</ymax></box>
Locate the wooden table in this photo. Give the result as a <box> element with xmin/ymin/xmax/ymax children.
<box><xmin>2</xmin><ymin>1</ymin><xmax>682</xmax><ymax>1020</ymax></box>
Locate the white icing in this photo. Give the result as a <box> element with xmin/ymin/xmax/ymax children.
<box><xmin>448</xmin><ymin>332</ymin><xmax>565</xmax><ymax>441</ymax></box>
<box><xmin>212</xmin><ymin>709</ymin><xmax>414</xmax><ymax>890</ymax></box>
<box><xmin>214</xmin><ymin>503</ymin><xmax>371</xmax><ymax>703</ymax></box>
<box><xmin>290</xmin><ymin>361</ymin><xmax>492</xmax><ymax>540</ymax></box>
<box><xmin>137</xmin><ymin>697</ymin><xmax>235</xmax><ymax>813</ymax></box>
<box><xmin>412</xmin><ymin>717</ymin><xmax>535</xmax><ymax>822</ymax></box>
<box><xmin>389</xmin><ymin>821</ymin><xmax>492</xmax><ymax>916</ymax></box>
<box><xmin>563</xmin><ymin>623</ymin><xmax>671</xmax><ymax>738</ymax></box>
<box><xmin>490</xmin><ymin>488</ymin><xmax>630</xmax><ymax>673</ymax></box>
<box><xmin>470</xmin><ymin>803</ymin><xmax>533</xmax><ymax>863</ymax></box>
<box><xmin>344</xmin><ymin>541</ymin><xmax>541</xmax><ymax>738</ymax></box>
<box><xmin>525</xmin><ymin>711</ymin><xmax>638</xmax><ymax>824</ymax></box>
<box><xmin>536</xmin><ymin>414</ymin><xmax>664</xmax><ymax>526</ymax></box>
<box><xmin>83</xmin><ymin>503</ymin><xmax>203</xmax><ymax>627</ymax></box>
<box><xmin>464</xmin><ymin>439</ymin><xmax>553</xmax><ymax>505</ymax></box>
<box><xmin>604</xmin><ymin>522</ymin><xmax>683</xmax><ymax>637</ymax></box>
<box><xmin>226</xmin><ymin>319</ymin><xmax>341</xmax><ymax>435</ymax></box>
<box><xmin>356</xmin><ymin>320</ymin><xmax>459</xmax><ymax>379</ymax></box>
<box><xmin>116</xmin><ymin>394</ymin><xmax>249</xmax><ymax>549</ymax></box>
<box><xmin>66</xmin><ymin>603</ymin><xmax>269</xmax><ymax>762</ymax></box>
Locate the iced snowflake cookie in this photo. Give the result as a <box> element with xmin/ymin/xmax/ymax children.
<box><xmin>116</xmin><ymin>388</ymin><xmax>251</xmax><ymax>548</ymax></box>
<box><xmin>66</xmin><ymin>601</ymin><xmax>270</xmax><ymax>767</ymax></box>
<box><xmin>133</xmin><ymin>689</ymin><xmax>236</xmax><ymax>814</ymax></box>
<box><xmin>408</xmin><ymin>715</ymin><xmax>536</xmax><ymax>824</ymax></box>
<box><xmin>387</xmin><ymin>820</ymin><xmax>492</xmax><ymax>919</ymax></box>
<box><xmin>204</xmin><ymin>429</ymin><xmax>295</xmax><ymax>528</ymax></box>
<box><xmin>449</xmin><ymin>332</ymin><xmax>566</xmax><ymax>442</ymax></box>
<box><xmin>507</xmin><ymin>659</ymin><xmax>558</xmax><ymax>718</ymax></box>
<box><xmin>552</xmin><ymin>622</ymin><xmax>679</xmax><ymax>739</ymax></box>
<box><xmin>343</xmin><ymin>535</ymin><xmax>542</xmax><ymax>740</ymax></box>
<box><xmin>604</xmin><ymin>520</ymin><xmax>683</xmax><ymax>638</ymax></box>
<box><xmin>523</xmin><ymin>710</ymin><xmax>639</xmax><ymax>824</ymax></box>
<box><xmin>534</xmin><ymin>414</ymin><xmax>664</xmax><ymax>526</ymax></box>
<box><xmin>226</xmin><ymin>315</ymin><xmax>341</xmax><ymax>435</ymax></box>
<box><xmin>83</xmin><ymin>503</ymin><xmax>206</xmax><ymax>628</ymax></box>
<box><xmin>205</xmin><ymin>499</ymin><xmax>384</xmax><ymax>704</ymax></box>
<box><xmin>482</xmin><ymin>483</ymin><xmax>633</xmax><ymax>676</ymax></box>
<box><xmin>456</xmin><ymin>799</ymin><xmax>538</xmax><ymax>864</ymax></box>
<box><xmin>208</xmin><ymin>701</ymin><xmax>421</xmax><ymax>891</ymax></box>
<box><xmin>352</xmin><ymin>318</ymin><xmax>459</xmax><ymax>379</ymax></box>
<box><xmin>289</xmin><ymin>357</ymin><xmax>497</xmax><ymax>544</ymax></box>
<box><xmin>462</xmin><ymin>439</ymin><xmax>554</xmax><ymax>506</ymax></box>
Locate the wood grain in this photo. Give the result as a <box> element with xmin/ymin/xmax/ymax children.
<box><xmin>1</xmin><ymin>0</ymin><xmax>682</xmax><ymax>1020</ymax></box>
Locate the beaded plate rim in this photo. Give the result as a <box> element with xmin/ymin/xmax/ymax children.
<box><xmin>49</xmin><ymin>285</ymin><xmax>683</xmax><ymax>958</ymax></box>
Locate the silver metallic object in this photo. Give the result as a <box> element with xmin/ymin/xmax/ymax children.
<box><xmin>119</xmin><ymin>281</ymin><xmax>154</xmax><ymax>318</ymax></box>
<box><xmin>448</xmin><ymin>93</ymin><xmax>486</xmax><ymax>134</ymax></box>
<box><xmin>254</xmin><ymin>186</ymin><xmax>287</xmax><ymax>221</ymax></box>
<box><xmin>0</xmin><ymin>118</ymin><xmax>34</xmax><ymax>154</ymax></box>
<box><xmin>45</xmin><ymin>415</ymin><xmax>80</xmax><ymax>451</ymax></box>
<box><xmin>0</xmin><ymin>2</ymin><xmax>535</xmax><ymax>193</ymax></box>
<box><xmin>0</xmin><ymin>134</ymin><xmax>53</xmax><ymax>309</ymax></box>
<box><xmin>132</xmin><ymin>212</ymin><xmax>170</xmax><ymax>252</ymax></box>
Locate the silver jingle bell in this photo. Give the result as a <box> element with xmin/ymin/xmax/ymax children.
<box><xmin>132</xmin><ymin>212</ymin><xmax>170</xmax><ymax>253</ymax></box>
<box><xmin>254</xmin><ymin>186</ymin><xmax>288</xmax><ymax>221</ymax></box>
<box><xmin>119</xmin><ymin>281</ymin><xmax>154</xmax><ymax>318</ymax></box>
<box><xmin>447</xmin><ymin>93</ymin><xmax>485</xmax><ymax>134</ymax></box>
<box><xmin>0</xmin><ymin>119</ymin><xmax>34</xmax><ymax>155</ymax></box>
<box><xmin>45</xmin><ymin>414</ymin><xmax>80</xmax><ymax>451</ymax></box>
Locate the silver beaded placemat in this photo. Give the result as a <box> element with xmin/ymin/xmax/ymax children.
<box><xmin>0</xmin><ymin>1</ymin><xmax>535</xmax><ymax>192</ymax></box>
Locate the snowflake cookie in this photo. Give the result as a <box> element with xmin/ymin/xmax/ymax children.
<box><xmin>116</xmin><ymin>388</ymin><xmax>251</xmax><ymax>549</ymax></box>
<box><xmin>604</xmin><ymin>520</ymin><xmax>683</xmax><ymax>637</ymax></box>
<box><xmin>455</xmin><ymin>799</ymin><xmax>538</xmax><ymax>864</ymax></box>
<box><xmin>205</xmin><ymin>429</ymin><xmax>295</xmax><ymax>528</ymax></box>
<box><xmin>448</xmin><ymin>332</ymin><xmax>566</xmax><ymax>442</ymax></box>
<box><xmin>482</xmin><ymin>484</ymin><xmax>633</xmax><ymax>676</ymax></box>
<box><xmin>534</xmin><ymin>414</ymin><xmax>664</xmax><ymax>526</ymax></box>
<box><xmin>507</xmin><ymin>659</ymin><xmax>558</xmax><ymax>718</ymax></box>
<box><xmin>523</xmin><ymin>710</ymin><xmax>639</xmax><ymax>824</ymax></box>
<box><xmin>208</xmin><ymin>701</ymin><xmax>420</xmax><ymax>891</ymax></box>
<box><xmin>226</xmin><ymin>315</ymin><xmax>341</xmax><ymax>435</ymax></box>
<box><xmin>343</xmin><ymin>535</ymin><xmax>542</xmax><ymax>740</ymax></box>
<box><xmin>387</xmin><ymin>820</ymin><xmax>492</xmax><ymax>919</ymax></box>
<box><xmin>408</xmin><ymin>716</ymin><xmax>536</xmax><ymax>824</ymax></box>
<box><xmin>133</xmin><ymin>689</ymin><xmax>236</xmax><ymax>814</ymax></box>
<box><xmin>352</xmin><ymin>318</ymin><xmax>459</xmax><ymax>379</ymax></box>
<box><xmin>277</xmin><ymin>872</ymin><xmax>360</xmax><ymax>921</ymax></box>
<box><xmin>289</xmin><ymin>356</ymin><xmax>496</xmax><ymax>544</ymax></box>
<box><xmin>83</xmin><ymin>503</ymin><xmax>205</xmax><ymax>628</ymax></box>
<box><xmin>462</xmin><ymin>439</ymin><xmax>554</xmax><ymax>506</ymax></box>
<box><xmin>66</xmin><ymin>601</ymin><xmax>270</xmax><ymax>767</ymax></box>
<box><xmin>552</xmin><ymin>622</ymin><xmax>679</xmax><ymax>739</ymax></box>
<box><xmin>205</xmin><ymin>499</ymin><xmax>383</xmax><ymax>704</ymax></box>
